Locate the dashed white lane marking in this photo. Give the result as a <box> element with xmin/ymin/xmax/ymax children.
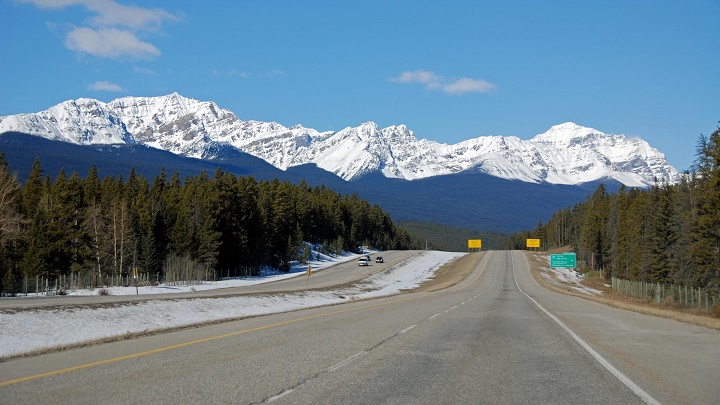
<box><xmin>327</xmin><ymin>351</ymin><xmax>367</xmax><ymax>373</ymax></box>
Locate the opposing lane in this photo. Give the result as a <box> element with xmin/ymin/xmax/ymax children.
<box><xmin>0</xmin><ymin>250</ymin><xmax>420</xmax><ymax>310</ymax></box>
<box><xmin>3</xmin><ymin>251</ymin><xmax>717</xmax><ymax>404</ymax></box>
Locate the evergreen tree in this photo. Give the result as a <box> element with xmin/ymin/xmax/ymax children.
<box><xmin>0</xmin><ymin>153</ymin><xmax>24</xmax><ymax>295</ymax></box>
<box><xmin>0</xmin><ymin>152</ymin><xmax>23</xmax><ymax>249</ymax></box>
<box><xmin>690</xmin><ymin>127</ymin><xmax>720</xmax><ymax>288</ymax></box>
<box><xmin>579</xmin><ymin>184</ymin><xmax>610</xmax><ymax>271</ymax></box>
<box><xmin>647</xmin><ymin>183</ymin><xmax>676</xmax><ymax>283</ymax></box>
<box><xmin>84</xmin><ymin>164</ymin><xmax>101</xmax><ymax>206</ymax></box>
<box><xmin>20</xmin><ymin>157</ymin><xmax>44</xmax><ymax>217</ymax></box>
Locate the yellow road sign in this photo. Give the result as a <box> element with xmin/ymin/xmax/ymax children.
<box><xmin>468</xmin><ymin>239</ymin><xmax>482</xmax><ymax>249</ymax></box>
<box><xmin>526</xmin><ymin>239</ymin><xmax>541</xmax><ymax>248</ymax></box>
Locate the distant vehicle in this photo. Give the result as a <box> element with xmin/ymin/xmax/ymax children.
<box><xmin>358</xmin><ymin>258</ymin><xmax>369</xmax><ymax>266</ymax></box>
<box><xmin>375</xmin><ymin>256</ymin><xmax>384</xmax><ymax>263</ymax></box>
<box><xmin>364</xmin><ymin>255</ymin><xmax>372</xmax><ymax>262</ymax></box>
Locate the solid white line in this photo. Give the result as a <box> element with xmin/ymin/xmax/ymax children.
<box><xmin>510</xmin><ymin>252</ymin><xmax>662</xmax><ymax>405</ymax></box>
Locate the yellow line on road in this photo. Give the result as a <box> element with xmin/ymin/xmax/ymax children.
<box><xmin>1</xmin><ymin>253</ymin><xmax>492</xmax><ymax>388</ymax></box>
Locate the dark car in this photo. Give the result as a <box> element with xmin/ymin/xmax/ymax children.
<box><xmin>375</xmin><ymin>256</ymin><xmax>384</xmax><ymax>263</ymax></box>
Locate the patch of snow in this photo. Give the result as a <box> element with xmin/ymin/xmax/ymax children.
<box><xmin>534</xmin><ymin>254</ymin><xmax>603</xmax><ymax>296</ymax></box>
<box><xmin>0</xmin><ymin>250</ymin><xmax>463</xmax><ymax>359</ymax></box>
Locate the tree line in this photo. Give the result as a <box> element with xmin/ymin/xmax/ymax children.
<box><xmin>0</xmin><ymin>157</ymin><xmax>419</xmax><ymax>294</ymax></box>
<box><xmin>504</xmin><ymin>126</ymin><xmax>720</xmax><ymax>290</ymax></box>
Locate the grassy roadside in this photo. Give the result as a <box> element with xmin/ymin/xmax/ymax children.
<box><xmin>415</xmin><ymin>252</ymin><xmax>485</xmax><ymax>292</ymax></box>
<box><xmin>523</xmin><ymin>250</ymin><xmax>720</xmax><ymax>331</ymax></box>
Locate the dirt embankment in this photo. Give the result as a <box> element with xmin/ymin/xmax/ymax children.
<box><xmin>415</xmin><ymin>252</ymin><xmax>484</xmax><ymax>292</ymax></box>
<box><xmin>523</xmin><ymin>251</ymin><xmax>720</xmax><ymax>330</ymax></box>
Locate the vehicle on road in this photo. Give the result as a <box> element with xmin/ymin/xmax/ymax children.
<box><xmin>375</xmin><ymin>257</ymin><xmax>384</xmax><ymax>263</ymax></box>
<box><xmin>358</xmin><ymin>258</ymin><xmax>369</xmax><ymax>266</ymax></box>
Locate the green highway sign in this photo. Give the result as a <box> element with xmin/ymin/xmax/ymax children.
<box><xmin>550</xmin><ymin>253</ymin><xmax>576</xmax><ymax>268</ymax></box>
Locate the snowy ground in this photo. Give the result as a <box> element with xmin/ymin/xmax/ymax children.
<box><xmin>532</xmin><ymin>253</ymin><xmax>603</xmax><ymax>295</ymax></box>
<box><xmin>0</xmin><ymin>250</ymin><xmax>464</xmax><ymax>359</ymax></box>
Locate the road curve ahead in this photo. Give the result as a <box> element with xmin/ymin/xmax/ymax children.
<box><xmin>2</xmin><ymin>251</ymin><xmax>717</xmax><ymax>404</ymax></box>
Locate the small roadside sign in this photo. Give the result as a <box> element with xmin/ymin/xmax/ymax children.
<box><xmin>550</xmin><ymin>253</ymin><xmax>576</xmax><ymax>268</ymax></box>
<box><xmin>526</xmin><ymin>238</ymin><xmax>541</xmax><ymax>248</ymax></box>
<box><xmin>468</xmin><ymin>239</ymin><xmax>482</xmax><ymax>249</ymax></box>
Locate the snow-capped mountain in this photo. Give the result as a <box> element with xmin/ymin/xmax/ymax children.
<box><xmin>0</xmin><ymin>93</ymin><xmax>680</xmax><ymax>187</ymax></box>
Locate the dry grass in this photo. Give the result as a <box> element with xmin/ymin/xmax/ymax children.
<box><xmin>523</xmin><ymin>251</ymin><xmax>720</xmax><ymax>330</ymax></box>
<box><xmin>415</xmin><ymin>252</ymin><xmax>485</xmax><ymax>292</ymax></box>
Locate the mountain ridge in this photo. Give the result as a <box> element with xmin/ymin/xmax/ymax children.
<box><xmin>0</xmin><ymin>130</ymin><xmax>620</xmax><ymax>234</ymax></box>
<box><xmin>0</xmin><ymin>93</ymin><xmax>680</xmax><ymax>187</ymax></box>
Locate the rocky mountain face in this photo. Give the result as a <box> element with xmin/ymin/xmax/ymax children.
<box><xmin>0</xmin><ymin>93</ymin><xmax>680</xmax><ymax>187</ymax></box>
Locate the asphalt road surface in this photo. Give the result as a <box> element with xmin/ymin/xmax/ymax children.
<box><xmin>0</xmin><ymin>250</ymin><xmax>420</xmax><ymax>310</ymax></box>
<box><xmin>2</xmin><ymin>251</ymin><xmax>718</xmax><ymax>404</ymax></box>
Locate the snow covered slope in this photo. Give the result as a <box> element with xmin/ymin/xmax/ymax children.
<box><xmin>0</xmin><ymin>93</ymin><xmax>680</xmax><ymax>187</ymax></box>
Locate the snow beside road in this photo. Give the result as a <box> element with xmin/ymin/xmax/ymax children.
<box><xmin>532</xmin><ymin>253</ymin><xmax>603</xmax><ymax>295</ymax></box>
<box><xmin>0</xmin><ymin>250</ymin><xmax>464</xmax><ymax>359</ymax></box>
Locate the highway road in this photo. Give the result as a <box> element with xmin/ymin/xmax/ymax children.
<box><xmin>0</xmin><ymin>250</ymin><xmax>420</xmax><ymax>310</ymax></box>
<box><xmin>2</xmin><ymin>251</ymin><xmax>718</xmax><ymax>404</ymax></box>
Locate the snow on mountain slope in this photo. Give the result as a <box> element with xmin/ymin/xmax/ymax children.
<box><xmin>0</xmin><ymin>93</ymin><xmax>680</xmax><ymax>187</ymax></box>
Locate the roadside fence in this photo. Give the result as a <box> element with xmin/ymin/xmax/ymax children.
<box><xmin>611</xmin><ymin>277</ymin><xmax>719</xmax><ymax>315</ymax></box>
<box><xmin>2</xmin><ymin>265</ymin><xmax>262</xmax><ymax>297</ymax></box>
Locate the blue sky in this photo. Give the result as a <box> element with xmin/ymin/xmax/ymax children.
<box><xmin>1</xmin><ymin>0</ymin><xmax>718</xmax><ymax>171</ymax></box>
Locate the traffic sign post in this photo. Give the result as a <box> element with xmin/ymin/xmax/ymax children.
<box><xmin>526</xmin><ymin>238</ymin><xmax>541</xmax><ymax>249</ymax></box>
<box><xmin>467</xmin><ymin>239</ymin><xmax>482</xmax><ymax>252</ymax></box>
<box><xmin>550</xmin><ymin>253</ymin><xmax>576</xmax><ymax>268</ymax></box>
<box><xmin>306</xmin><ymin>265</ymin><xmax>312</xmax><ymax>292</ymax></box>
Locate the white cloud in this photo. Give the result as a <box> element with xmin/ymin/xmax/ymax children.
<box><xmin>66</xmin><ymin>27</ymin><xmax>160</xmax><ymax>59</ymax></box>
<box><xmin>391</xmin><ymin>70</ymin><xmax>496</xmax><ymax>95</ymax></box>
<box><xmin>20</xmin><ymin>0</ymin><xmax>177</xmax><ymax>59</ymax></box>
<box><xmin>390</xmin><ymin>70</ymin><xmax>440</xmax><ymax>85</ymax></box>
<box><xmin>442</xmin><ymin>77</ymin><xmax>496</xmax><ymax>95</ymax></box>
<box><xmin>88</xmin><ymin>80</ymin><xmax>127</xmax><ymax>92</ymax></box>
<box><xmin>20</xmin><ymin>0</ymin><xmax>177</xmax><ymax>30</ymax></box>
<box><xmin>83</xmin><ymin>0</ymin><xmax>177</xmax><ymax>31</ymax></box>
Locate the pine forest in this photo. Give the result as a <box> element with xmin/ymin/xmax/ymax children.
<box><xmin>0</xmin><ymin>159</ymin><xmax>420</xmax><ymax>295</ymax></box>
<box><xmin>504</xmin><ymin>126</ymin><xmax>720</xmax><ymax>291</ymax></box>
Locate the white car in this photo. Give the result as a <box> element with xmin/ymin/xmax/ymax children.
<box><xmin>358</xmin><ymin>258</ymin><xmax>369</xmax><ymax>266</ymax></box>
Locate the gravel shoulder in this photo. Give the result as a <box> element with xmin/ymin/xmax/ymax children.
<box><xmin>522</xmin><ymin>250</ymin><xmax>720</xmax><ymax>330</ymax></box>
<box><xmin>415</xmin><ymin>252</ymin><xmax>484</xmax><ymax>292</ymax></box>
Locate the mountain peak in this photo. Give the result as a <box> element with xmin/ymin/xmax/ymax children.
<box><xmin>0</xmin><ymin>94</ymin><xmax>680</xmax><ymax>187</ymax></box>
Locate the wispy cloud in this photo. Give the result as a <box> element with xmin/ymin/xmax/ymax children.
<box><xmin>19</xmin><ymin>0</ymin><xmax>178</xmax><ymax>59</ymax></box>
<box><xmin>88</xmin><ymin>80</ymin><xmax>127</xmax><ymax>92</ymax></box>
<box><xmin>133</xmin><ymin>66</ymin><xmax>159</xmax><ymax>76</ymax></box>
<box><xmin>212</xmin><ymin>69</ymin><xmax>250</xmax><ymax>79</ymax></box>
<box><xmin>66</xmin><ymin>27</ymin><xmax>160</xmax><ymax>59</ymax></box>
<box><xmin>212</xmin><ymin>69</ymin><xmax>287</xmax><ymax>79</ymax></box>
<box><xmin>390</xmin><ymin>70</ymin><xmax>496</xmax><ymax>95</ymax></box>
